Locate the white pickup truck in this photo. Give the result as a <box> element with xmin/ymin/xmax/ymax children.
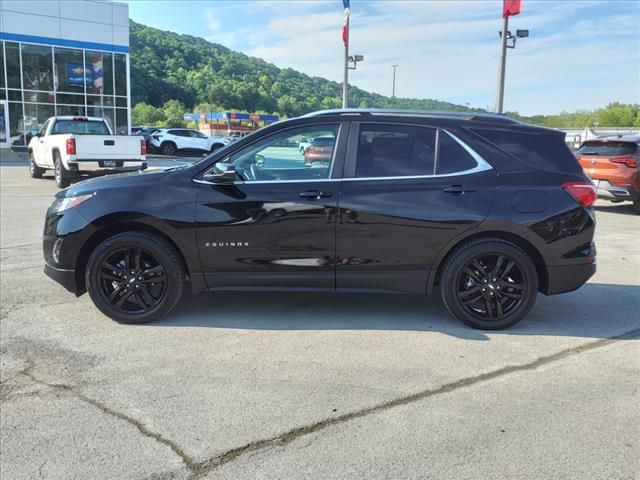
<box><xmin>28</xmin><ymin>116</ymin><xmax>146</xmax><ymax>188</ymax></box>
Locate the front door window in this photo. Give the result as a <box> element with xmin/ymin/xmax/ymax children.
<box><xmin>223</xmin><ymin>124</ymin><xmax>340</xmax><ymax>182</ymax></box>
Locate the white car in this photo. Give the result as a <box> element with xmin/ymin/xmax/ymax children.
<box><xmin>28</xmin><ymin>116</ymin><xmax>146</xmax><ymax>188</ymax></box>
<box><xmin>150</xmin><ymin>128</ymin><xmax>230</xmax><ymax>156</ymax></box>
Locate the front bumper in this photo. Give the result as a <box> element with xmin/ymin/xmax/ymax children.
<box><xmin>44</xmin><ymin>262</ymin><xmax>78</xmax><ymax>294</ymax></box>
<box><xmin>545</xmin><ymin>261</ymin><xmax>596</xmax><ymax>295</ymax></box>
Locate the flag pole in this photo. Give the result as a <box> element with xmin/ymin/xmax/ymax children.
<box><xmin>342</xmin><ymin>14</ymin><xmax>349</xmax><ymax>108</ymax></box>
<box><xmin>495</xmin><ymin>14</ymin><xmax>509</xmax><ymax>113</ymax></box>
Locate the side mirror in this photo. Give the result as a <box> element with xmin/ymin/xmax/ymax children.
<box><xmin>204</xmin><ymin>162</ymin><xmax>237</xmax><ymax>183</ymax></box>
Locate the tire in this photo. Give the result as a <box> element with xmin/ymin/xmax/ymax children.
<box><xmin>209</xmin><ymin>143</ymin><xmax>224</xmax><ymax>153</ymax></box>
<box><xmin>85</xmin><ymin>231</ymin><xmax>186</xmax><ymax>324</ymax></box>
<box><xmin>29</xmin><ymin>152</ymin><xmax>44</xmax><ymax>178</ymax></box>
<box><xmin>161</xmin><ymin>142</ymin><xmax>177</xmax><ymax>156</ymax></box>
<box><xmin>633</xmin><ymin>199</ymin><xmax>640</xmax><ymax>214</ymax></box>
<box><xmin>53</xmin><ymin>152</ymin><xmax>71</xmax><ymax>188</ymax></box>
<box><xmin>440</xmin><ymin>238</ymin><xmax>538</xmax><ymax>330</ymax></box>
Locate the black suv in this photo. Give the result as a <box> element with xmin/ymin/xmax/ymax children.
<box><xmin>43</xmin><ymin>110</ymin><xmax>597</xmax><ymax>329</ymax></box>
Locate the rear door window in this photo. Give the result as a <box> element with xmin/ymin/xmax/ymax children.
<box><xmin>577</xmin><ymin>141</ymin><xmax>637</xmax><ymax>156</ymax></box>
<box><xmin>354</xmin><ymin>124</ymin><xmax>478</xmax><ymax>178</ymax></box>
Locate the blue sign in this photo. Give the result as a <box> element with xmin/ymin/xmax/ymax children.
<box><xmin>67</xmin><ymin>63</ymin><xmax>92</xmax><ymax>86</ymax></box>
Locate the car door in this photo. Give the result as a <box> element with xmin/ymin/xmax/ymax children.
<box><xmin>189</xmin><ymin>130</ymin><xmax>209</xmax><ymax>152</ymax></box>
<box><xmin>194</xmin><ymin>122</ymin><xmax>347</xmax><ymax>291</ymax></box>
<box><xmin>32</xmin><ymin>119</ymin><xmax>52</xmax><ymax>167</ymax></box>
<box><xmin>335</xmin><ymin>121</ymin><xmax>497</xmax><ymax>293</ymax></box>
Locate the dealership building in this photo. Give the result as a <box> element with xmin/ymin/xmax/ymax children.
<box><xmin>0</xmin><ymin>0</ymin><xmax>130</xmax><ymax>148</ymax></box>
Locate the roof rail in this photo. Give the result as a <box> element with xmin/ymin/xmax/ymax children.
<box><xmin>301</xmin><ymin>108</ymin><xmax>521</xmax><ymax>124</ymax></box>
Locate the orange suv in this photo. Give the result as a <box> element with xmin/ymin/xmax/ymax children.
<box><xmin>577</xmin><ymin>136</ymin><xmax>640</xmax><ymax>213</ymax></box>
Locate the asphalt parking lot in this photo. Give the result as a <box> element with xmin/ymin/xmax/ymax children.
<box><xmin>1</xmin><ymin>162</ymin><xmax>639</xmax><ymax>479</ymax></box>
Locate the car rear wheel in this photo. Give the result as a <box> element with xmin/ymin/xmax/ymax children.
<box><xmin>29</xmin><ymin>152</ymin><xmax>44</xmax><ymax>178</ymax></box>
<box><xmin>85</xmin><ymin>232</ymin><xmax>185</xmax><ymax>324</ymax></box>
<box><xmin>53</xmin><ymin>152</ymin><xmax>71</xmax><ymax>188</ymax></box>
<box><xmin>209</xmin><ymin>143</ymin><xmax>224</xmax><ymax>153</ymax></box>
<box><xmin>161</xmin><ymin>142</ymin><xmax>177</xmax><ymax>156</ymax></box>
<box><xmin>440</xmin><ymin>239</ymin><xmax>538</xmax><ymax>330</ymax></box>
<box><xmin>633</xmin><ymin>199</ymin><xmax>640</xmax><ymax>214</ymax></box>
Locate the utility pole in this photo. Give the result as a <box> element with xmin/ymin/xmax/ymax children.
<box><xmin>391</xmin><ymin>64</ymin><xmax>399</xmax><ymax>99</ymax></box>
<box><xmin>495</xmin><ymin>15</ymin><xmax>509</xmax><ymax>114</ymax></box>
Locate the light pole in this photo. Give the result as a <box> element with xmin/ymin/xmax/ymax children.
<box><xmin>343</xmin><ymin>55</ymin><xmax>364</xmax><ymax>108</ymax></box>
<box><xmin>495</xmin><ymin>26</ymin><xmax>529</xmax><ymax>113</ymax></box>
<box><xmin>391</xmin><ymin>64</ymin><xmax>399</xmax><ymax>99</ymax></box>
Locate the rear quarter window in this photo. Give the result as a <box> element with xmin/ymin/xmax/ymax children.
<box><xmin>577</xmin><ymin>141</ymin><xmax>637</xmax><ymax>156</ymax></box>
<box><xmin>470</xmin><ymin>127</ymin><xmax>583</xmax><ymax>175</ymax></box>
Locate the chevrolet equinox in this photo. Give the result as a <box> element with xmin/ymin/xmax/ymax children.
<box><xmin>43</xmin><ymin>110</ymin><xmax>597</xmax><ymax>329</ymax></box>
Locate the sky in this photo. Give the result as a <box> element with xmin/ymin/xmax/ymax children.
<box><xmin>126</xmin><ymin>0</ymin><xmax>640</xmax><ymax>116</ymax></box>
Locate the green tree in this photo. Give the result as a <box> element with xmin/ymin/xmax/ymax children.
<box><xmin>131</xmin><ymin>102</ymin><xmax>164</xmax><ymax>126</ymax></box>
<box><xmin>162</xmin><ymin>99</ymin><xmax>187</xmax><ymax>127</ymax></box>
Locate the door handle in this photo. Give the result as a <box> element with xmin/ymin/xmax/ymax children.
<box><xmin>443</xmin><ymin>184</ymin><xmax>477</xmax><ymax>194</ymax></box>
<box><xmin>299</xmin><ymin>190</ymin><xmax>332</xmax><ymax>200</ymax></box>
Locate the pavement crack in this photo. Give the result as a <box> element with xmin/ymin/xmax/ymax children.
<box><xmin>19</xmin><ymin>357</ymin><xmax>194</xmax><ymax>469</ymax></box>
<box><xmin>188</xmin><ymin>327</ymin><xmax>640</xmax><ymax>478</ymax></box>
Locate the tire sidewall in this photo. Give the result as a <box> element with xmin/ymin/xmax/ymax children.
<box><xmin>86</xmin><ymin>233</ymin><xmax>183</xmax><ymax>324</ymax></box>
<box><xmin>441</xmin><ymin>240</ymin><xmax>538</xmax><ymax>330</ymax></box>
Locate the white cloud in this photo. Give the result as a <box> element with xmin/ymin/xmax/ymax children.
<box><xmin>209</xmin><ymin>0</ymin><xmax>639</xmax><ymax>114</ymax></box>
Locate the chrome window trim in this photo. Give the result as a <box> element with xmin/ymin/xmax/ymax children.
<box><xmin>193</xmin><ymin>127</ymin><xmax>492</xmax><ymax>185</ymax></box>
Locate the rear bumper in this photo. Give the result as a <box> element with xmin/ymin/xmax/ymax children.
<box><xmin>544</xmin><ymin>262</ymin><xmax>596</xmax><ymax>295</ymax></box>
<box><xmin>595</xmin><ymin>184</ymin><xmax>639</xmax><ymax>202</ymax></box>
<box><xmin>67</xmin><ymin>160</ymin><xmax>146</xmax><ymax>173</ymax></box>
<box><xmin>44</xmin><ymin>262</ymin><xmax>78</xmax><ymax>294</ymax></box>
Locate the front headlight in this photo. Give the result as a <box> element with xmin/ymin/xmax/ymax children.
<box><xmin>50</xmin><ymin>193</ymin><xmax>95</xmax><ymax>214</ymax></box>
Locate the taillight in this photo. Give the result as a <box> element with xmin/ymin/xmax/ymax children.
<box><xmin>609</xmin><ymin>156</ymin><xmax>638</xmax><ymax>168</ymax></box>
<box><xmin>140</xmin><ymin>138</ymin><xmax>147</xmax><ymax>155</ymax></box>
<box><xmin>66</xmin><ymin>138</ymin><xmax>76</xmax><ymax>155</ymax></box>
<box><xmin>562</xmin><ymin>181</ymin><xmax>597</xmax><ymax>208</ymax></box>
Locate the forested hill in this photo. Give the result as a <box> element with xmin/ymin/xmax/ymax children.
<box><xmin>129</xmin><ymin>20</ymin><xmax>474</xmax><ymax>117</ymax></box>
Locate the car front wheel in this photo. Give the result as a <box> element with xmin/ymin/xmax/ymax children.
<box><xmin>85</xmin><ymin>232</ymin><xmax>186</xmax><ymax>324</ymax></box>
<box><xmin>53</xmin><ymin>152</ymin><xmax>71</xmax><ymax>188</ymax></box>
<box><xmin>29</xmin><ymin>152</ymin><xmax>44</xmax><ymax>178</ymax></box>
<box><xmin>440</xmin><ymin>239</ymin><xmax>538</xmax><ymax>330</ymax></box>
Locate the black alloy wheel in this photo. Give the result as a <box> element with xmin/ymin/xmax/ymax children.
<box><xmin>86</xmin><ymin>232</ymin><xmax>185</xmax><ymax>323</ymax></box>
<box><xmin>99</xmin><ymin>247</ymin><xmax>167</xmax><ymax>314</ymax></box>
<box><xmin>440</xmin><ymin>239</ymin><xmax>538</xmax><ymax>329</ymax></box>
<box><xmin>456</xmin><ymin>253</ymin><xmax>526</xmax><ymax>321</ymax></box>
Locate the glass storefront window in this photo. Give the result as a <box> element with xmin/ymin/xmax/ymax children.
<box><xmin>24</xmin><ymin>103</ymin><xmax>55</xmax><ymax>140</ymax></box>
<box><xmin>21</xmin><ymin>44</ymin><xmax>54</xmax><ymax>92</ymax></box>
<box><xmin>115</xmin><ymin>109</ymin><xmax>128</xmax><ymax>135</ymax></box>
<box><xmin>22</xmin><ymin>91</ymin><xmax>55</xmax><ymax>103</ymax></box>
<box><xmin>8</xmin><ymin>90</ymin><xmax>23</xmax><ymax>102</ymax></box>
<box><xmin>114</xmin><ymin>53</ymin><xmax>127</xmax><ymax>96</ymax></box>
<box><xmin>0</xmin><ymin>42</ymin><xmax>5</xmax><ymax>89</ymax></box>
<box><xmin>88</xmin><ymin>106</ymin><xmax>115</xmax><ymax>131</ymax></box>
<box><xmin>57</xmin><ymin>104</ymin><xmax>86</xmax><ymax>117</ymax></box>
<box><xmin>85</xmin><ymin>50</ymin><xmax>113</xmax><ymax>95</ymax></box>
<box><xmin>5</xmin><ymin>42</ymin><xmax>21</xmax><ymax>89</ymax></box>
<box><xmin>54</xmin><ymin>47</ymin><xmax>86</xmax><ymax>93</ymax></box>
<box><xmin>8</xmin><ymin>102</ymin><xmax>24</xmax><ymax>146</ymax></box>
<box><xmin>115</xmin><ymin>97</ymin><xmax>127</xmax><ymax>108</ymax></box>
<box><xmin>56</xmin><ymin>93</ymin><xmax>85</xmax><ymax>105</ymax></box>
<box><xmin>87</xmin><ymin>95</ymin><xmax>114</xmax><ymax>107</ymax></box>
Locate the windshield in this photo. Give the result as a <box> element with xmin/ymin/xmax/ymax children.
<box><xmin>52</xmin><ymin>120</ymin><xmax>111</xmax><ymax>135</ymax></box>
<box><xmin>577</xmin><ymin>141</ymin><xmax>637</xmax><ymax>156</ymax></box>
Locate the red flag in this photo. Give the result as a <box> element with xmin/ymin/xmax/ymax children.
<box><xmin>503</xmin><ymin>0</ymin><xmax>521</xmax><ymax>17</ymax></box>
<box><xmin>342</xmin><ymin>5</ymin><xmax>350</xmax><ymax>47</ymax></box>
